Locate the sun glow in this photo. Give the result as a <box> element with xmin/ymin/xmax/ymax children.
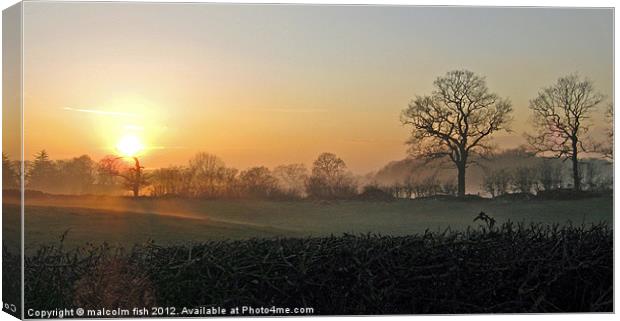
<box><xmin>116</xmin><ymin>134</ymin><xmax>144</xmax><ymax>157</ymax></box>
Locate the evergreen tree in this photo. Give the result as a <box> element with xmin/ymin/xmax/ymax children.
<box><xmin>27</xmin><ymin>150</ymin><xmax>57</xmax><ymax>192</ymax></box>
<box><xmin>2</xmin><ymin>152</ymin><xmax>19</xmax><ymax>189</ymax></box>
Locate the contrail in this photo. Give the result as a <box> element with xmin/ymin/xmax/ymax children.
<box><xmin>260</xmin><ymin>107</ymin><xmax>327</xmax><ymax>113</ymax></box>
<box><xmin>63</xmin><ymin>107</ymin><xmax>138</xmax><ymax>117</ymax></box>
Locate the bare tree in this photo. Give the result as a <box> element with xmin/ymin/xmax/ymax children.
<box><xmin>481</xmin><ymin>173</ymin><xmax>496</xmax><ymax>197</ymax></box>
<box><xmin>151</xmin><ymin>166</ymin><xmax>193</xmax><ymax>197</ymax></box>
<box><xmin>440</xmin><ymin>179</ymin><xmax>458</xmax><ymax>196</ymax></box>
<box><xmin>188</xmin><ymin>153</ymin><xmax>229</xmax><ymax>198</ymax></box>
<box><xmin>536</xmin><ymin>159</ymin><xmax>563</xmax><ymax>192</ymax></box>
<box><xmin>239</xmin><ymin>166</ymin><xmax>279</xmax><ymax>198</ymax></box>
<box><xmin>273</xmin><ymin>164</ymin><xmax>308</xmax><ymax>199</ymax></box>
<box><xmin>599</xmin><ymin>103</ymin><xmax>614</xmax><ymax>160</ymax></box>
<box><xmin>482</xmin><ymin>168</ymin><xmax>511</xmax><ymax>197</ymax></box>
<box><xmin>527</xmin><ymin>74</ymin><xmax>604</xmax><ymax>191</ymax></box>
<box><xmin>98</xmin><ymin>156</ymin><xmax>148</xmax><ymax>197</ymax></box>
<box><xmin>511</xmin><ymin>166</ymin><xmax>535</xmax><ymax>194</ymax></box>
<box><xmin>413</xmin><ymin>175</ymin><xmax>441</xmax><ymax>198</ymax></box>
<box><xmin>580</xmin><ymin>161</ymin><xmax>600</xmax><ymax>191</ymax></box>
<box><xmin>579</xmin><ymin>160</ymin><xmax>612</xmax><ymax>192</ymax></box>
<box><xmin>401</xmin><ymin>70</ymin><xmax>513</xmax><ymax>197</ymax></box>
<box><xmin>307</xmin><ymin>152</ymin><xmax>357</xmax><ymax>199</ymax></box>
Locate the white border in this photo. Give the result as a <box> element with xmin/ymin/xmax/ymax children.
<box><xmin>0</xmin><ymin>1</ymin><xmax>616</xmax><ymax>321</ymax></box>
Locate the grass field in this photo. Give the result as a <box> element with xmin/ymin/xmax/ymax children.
<box><xmin>2</xmin><ymin>194</ymin><xmax>613</xmax><ymax>251</ymax></box>
<box><xmin>2</xmin><ymin>194</ymin><xmax>612</xmax><ymax>314</ymax></box>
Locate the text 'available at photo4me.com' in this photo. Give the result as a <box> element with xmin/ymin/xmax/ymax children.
<box><xmin>26</xmin><ymin>306</ymin><xmax>315</xmax><ymax>318</ymax></box>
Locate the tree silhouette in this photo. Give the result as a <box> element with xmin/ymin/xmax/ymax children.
<box><xmin>401</xmin><ymin>70</ymin><xmax>513</xmax><ymax>197</ymax></box>
<box><xmin>482</xmin><ymin>168</ymin><xmax>511</xmax><ymax>197</ymax></box>
<box><xmin>188</xmin><ymin>152</ymin><xmax>229</xmax><ymax>198</ymax></box>
<box><xmin>273</xmin><ymin>164</ymin><xmax>308</xmax><ymax>198</ymax></box>
<box><xmin>536</xmin><ymin>159</ymin><xmax>563</xmax><ymax>191</ymax></box>
<box><xmin>307</xmin><ymin>152</ymin><xmax>356</xmax><ymax>199</ymax></box>
<box><xmin>98</xmin><ymin>156</ymin><xmax>148</xmax><ymax>197</ymax></box>
<box><xmin>151</xmin><ymin>166</ymin><xmax>193</xmax><ymax>197</ymax></box>
<box><xmin>527</xmin><ymin>74</ymin><xmax>604</xmax><ymax>191</ymax></box>
<box><xmin>27</xmin><ymin>150</ymin><xmax>58</xmax><ymax>192</ymax></box>
<box><xmin>2</xmin><ymin>153</ymin><xmax>19</xmax><ymax>189</ymax></box>
<box><xmin>56</xmin><ymin>155</ymin><xmax>96</xmax><ymax>194</ymax></box>
<box><xmin>600</xmin><ymin>103</ymin><xmax>613</xmax><ymax>160</ymax></box>
<box><xmin>239</xmin><ymin>166</ymin><xmax>278</xmax><ymax>198</ymax></box>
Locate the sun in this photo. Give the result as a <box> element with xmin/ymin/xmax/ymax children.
<box><xmin>116</xmin><ymin>134</ymin><xmax>144</xmax><ymax>157</ymax></box>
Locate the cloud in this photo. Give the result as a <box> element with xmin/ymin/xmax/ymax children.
<box><xmin>345</xmin><ymin>138</ymin><xmax>402</xmax><ymax>144</ymax></box>
<box><xmin>144</xmin><ymin>146</ymin><xmax>189</xmax><ymax>152</ymax></box>
<box><xmin>63</xmin><ymin>107</ymin><xmax>138</xmax><ymax>117</ymax></box>
<box><xmin>259</xmin><ymin>107</ymin><xmax>328</xmax><ymax>113</ymax></box>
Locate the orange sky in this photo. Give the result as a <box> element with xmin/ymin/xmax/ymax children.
<box><xmin>14</xmin><ymin>3</ymin><xmax>613</xmax><ymax>173</ymax></box>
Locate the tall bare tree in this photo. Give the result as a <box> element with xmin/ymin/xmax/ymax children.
<box><xmin>98</xmin><ymin>155</ymin><xmax>148</xmax><ymax>197</ymax></box>
<box><xmin>401</xmin><ymin>70</ymin><xmax>513</xmax><ymax>197</ymax></box>
<box><xmin>527</xmin><ymin>74</ymin><xmax>604</xmax><ymax>191</ymax></box>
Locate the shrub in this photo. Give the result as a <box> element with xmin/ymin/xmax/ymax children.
<box><xmin>19</xmin><ymin>222</ymin><xmax>612</xmax><ymax>314</ymax></box>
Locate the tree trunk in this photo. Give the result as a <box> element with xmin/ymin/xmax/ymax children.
<box><xmin>457</xmin><ymin>162</ymin><xmax>466</xmax><ymax>197</ymax></box>
<box><xmin>133</xmin><ymin>157</ymin><xmax>141</xmax><ymax>197</ymax></box>
<box><xmin>572</xmin><ymin>138</ymin><xmax>580</xmax><ymax>191</ymax></box>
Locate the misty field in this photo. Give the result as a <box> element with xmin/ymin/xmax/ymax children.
<box><xmin>2</xmin><ymin>194</ymin><xmax>613</xmax><ymax>314</ymax></box>
<box><xmin>4</xmin><ymin>194</ymin><xmax>613</xmax><ymax>251</ymax></box>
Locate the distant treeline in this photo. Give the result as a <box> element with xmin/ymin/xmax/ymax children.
<box><xmin>374</xmin><ymin>148</ymin><xmax>613</xmax><ymax>199</ymax></box>
<box><xmin>2</xmin><ymin>151</ymin><xmax>358</xmax><ymax>200</ymax></box>
<box><xmin>2</xmin><ymin>148</ymin><xmax>613</xmax><ymax>200</ymax></box>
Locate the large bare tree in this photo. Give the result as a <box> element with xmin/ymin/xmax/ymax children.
<box><xmin>527</xmin><ymin>74</ymin><xmax>604</xmax><ymax>191</ymax></box>
<box><xmin>401</xmin><ymin>70</ymin><xmax>513</xmax><ymax>197</ymax></box>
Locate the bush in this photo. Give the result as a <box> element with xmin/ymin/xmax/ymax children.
<box><xmin>18</xmin><ymin>222</ymin><xmax>612</xmax><ymax>314</ymax></box>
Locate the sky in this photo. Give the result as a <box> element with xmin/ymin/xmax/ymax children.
<box><xmin>18</xmin><ymin>2</ymin><xmax>613</xmax><ymax>173</ymax></box>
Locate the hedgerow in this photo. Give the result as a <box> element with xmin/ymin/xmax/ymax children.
<box><xmin>16</xmin><ymin>221</ymin><xmax>613</xmax><ymax>315</ymax></box>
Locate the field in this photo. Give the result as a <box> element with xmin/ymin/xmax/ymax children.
<box><xmin>2</xmin><ymin>194</ymin><xmax>613</xmax><ymax>315</ymax></box>
<box><xmin>2</xmin><ymin>194</ymin><xmax>613</xmax><ymax>250</ymax></box>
